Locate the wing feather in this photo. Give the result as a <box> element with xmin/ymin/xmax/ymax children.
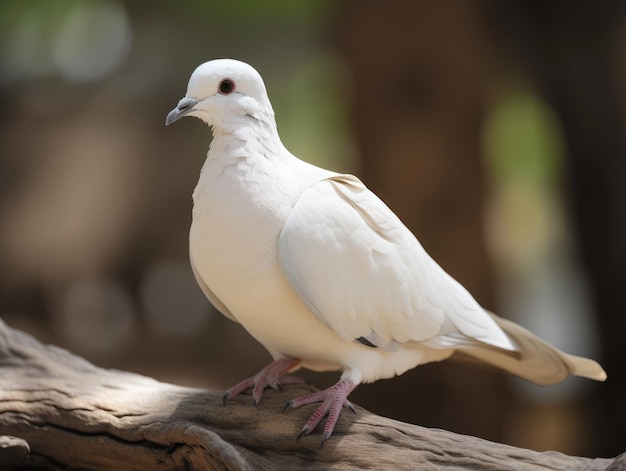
<box><xmin>278</xmin><ymin>174</ymin><xmax>515</xmax><ymax>351</ymax></box>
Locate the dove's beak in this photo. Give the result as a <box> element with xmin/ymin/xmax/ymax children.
<box><xmin>165</xmin><ymin>97</ymin><xmax>199</xmax><ymax>126</ymax></box>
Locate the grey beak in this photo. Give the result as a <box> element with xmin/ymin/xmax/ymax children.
<box><xmin>165</xmin><ymin>97</ymin><xmax>199</xmax><ymax>126</ymax></box>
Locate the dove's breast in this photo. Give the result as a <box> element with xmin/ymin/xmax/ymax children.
<box><xmin>190</xmin><ymin>157</ymin><xmax>291</xmax><ymax>302</ymax></box>
<box><xmin>188</xmin><ymin>153</ymin><xmax>344</xmax><ymax>368</ymax></box>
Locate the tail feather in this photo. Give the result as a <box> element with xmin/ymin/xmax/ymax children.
<box><xmin>455</xmin><ymin>311</ymin><xmax>607</xmax><ymax>386</ymax></box>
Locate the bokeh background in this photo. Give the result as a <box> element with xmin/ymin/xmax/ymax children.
<box><xmin>1</xmin><ymin>0</ymin><xmax>624</xmax><ymax>458</ymax></box>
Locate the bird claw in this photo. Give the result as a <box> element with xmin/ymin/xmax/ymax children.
<box><xmin>285</xmin><ymin>378</ymin><xmax>357</xmax><ymax>442</ymax></box>
<box><xmin>222</xmin><ymin>358</ymin><xmax>302</xmax><ymax>407</ymax></box>
<box><xmin>226</xmin><ymin>361</ymin><xmax>356</xmax><ymax>443</ymax></box>
<box><xmin>298</xmin><ymin>424</ymin><xmax>330</xmax><ymax>447</ymax></box>
<box><xmin>297</xmin><ymin>427</ymin><xmax>311</xmax><ymax>440</ymax></box>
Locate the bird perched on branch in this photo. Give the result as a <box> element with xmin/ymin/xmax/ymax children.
<box><xmin>166</xmin><ymin>58</ymin><xmax>606</xmax><ymax>445</ymax></box>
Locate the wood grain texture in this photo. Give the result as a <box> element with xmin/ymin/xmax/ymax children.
<box><xmin>0</xmin><ymin>319</ymin><xmax>622</xmax><ymax>470</ymax></box>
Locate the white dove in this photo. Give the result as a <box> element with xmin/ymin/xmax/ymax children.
<box><xmin>165</xmin><ymin>58</ymin><xmax>607</xmax><ymax>444</ymax></box>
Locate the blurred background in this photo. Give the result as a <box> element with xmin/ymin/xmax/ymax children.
<box><xmin>0</xmin><ymin>0</ymin><xmax>623</xmax><ymax>458</ymax></box>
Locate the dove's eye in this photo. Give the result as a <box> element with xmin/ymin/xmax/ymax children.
<box><xmin>218</xmin><ymin>79</ymin><xmax>235</xmax><ymax>95</ymax></box>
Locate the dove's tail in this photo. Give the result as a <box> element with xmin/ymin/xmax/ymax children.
<box><xmin>454</xmin><ymin>311</ymin><xmax>607</xmax><ymax>386</ymax></box>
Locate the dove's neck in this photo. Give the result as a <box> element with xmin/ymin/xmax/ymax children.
<box><xmin>207</xmin><ymin>111</ymin><xmax>291</xmax><ymax>168</ymax></box>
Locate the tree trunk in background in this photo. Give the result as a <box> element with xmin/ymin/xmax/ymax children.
<box><xmin>494</xmin><ymin>1</ymin><xmax>626</xmax><ymax>458</ymax></box>
<box><xmin>334</xmin><ymin>0</ymin><xmax>511</xmax><ymax>442</ymax></box>
<box><xmin>336</xmin><ymin>0</ymin><xmax>625</xmax><ymax>456</ymax></box>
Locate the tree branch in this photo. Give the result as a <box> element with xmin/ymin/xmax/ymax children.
<box><xmin>0</xmin><ymin>319</ymin><xmax>622</xmax><ymax>470</ymax></box>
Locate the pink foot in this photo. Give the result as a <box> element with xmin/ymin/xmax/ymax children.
<box><xmin>284</xmin><ymin>378</ymin><xmax>357</xmax><ymax>445</ymax></box>
<box><xmin>223</xmin><ymin>358</ymin><xmax>304</xmax><ymax>406</ymax></box>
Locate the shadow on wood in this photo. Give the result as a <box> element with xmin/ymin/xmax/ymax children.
<box><xmin>0</xmin><ymin>319</ymin><xmax>622</xmax><ymax>470</ymax></box>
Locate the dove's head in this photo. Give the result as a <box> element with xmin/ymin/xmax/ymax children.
<box><xmin>165</xmin><ymin>59</ymin><xmax>274</xmax><ymax>131</ymax></box>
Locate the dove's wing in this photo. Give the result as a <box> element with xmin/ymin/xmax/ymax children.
<box><xmin>278</xmin><ymin>174</ymin><xmax>515</xmax><ymax>352</ymax></box>
<box><xmin>191</xmin><ymin>256</ymin><xmax>237</xmax><ymax>322</ymax></box>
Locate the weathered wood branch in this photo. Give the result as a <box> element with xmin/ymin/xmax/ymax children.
<box><xmin>0</xmin><ymin>319</ymin><xmax>622</xmax><ymax>470</ymax></box>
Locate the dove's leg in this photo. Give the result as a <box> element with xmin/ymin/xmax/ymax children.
<box><xmin>284</xmin><ymin>378</ymin><xmax>357</xmax><ymax>445</ymax></box>
<box><xmin>223</xmin><ymin>357</ymin><xmax>305</xmax><ymax>406</ymax></box>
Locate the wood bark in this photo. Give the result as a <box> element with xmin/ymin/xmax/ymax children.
<box><xmin>0</xmin><ymin>319</ymin><xmax>622</xmax><ymax>470</ymax></box>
